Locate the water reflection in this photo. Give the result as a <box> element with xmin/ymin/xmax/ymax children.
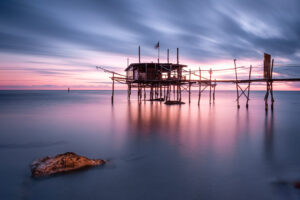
<box><xmin>1</xmin><ymin>91</ymin><xmax>300</xmax><ymax>200</ymax></box>
<box><xmin>264</xmin><ymin>111</ymin><xmax>274</xmax><ymax>161</ymax></box>
<box><xmin>123</xmin><ymin>99</ymin><xmax>242</xmax><ymax>159</ymax></box>
<box><xmin>120</xmin><ymin>97</ymin><xmax>281</xmax><ymax>167</ymax></box>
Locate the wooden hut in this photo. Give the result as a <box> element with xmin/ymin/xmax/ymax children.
<box><xmin>125</xmin><ymin>63</ymin><xmax>187</xmax><ymax>82</ymax></box>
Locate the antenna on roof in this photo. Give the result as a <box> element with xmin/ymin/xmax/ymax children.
<box><xmin>167</xmin><ymin>48</ymin><xmax>169</xmax><ymax>64</ymax></box>
<box><xmin>138</xmin><ymin>45</ymin><xmax>141</xmax><ymax>63</ymax></box>
<box><xmin>177</xmin><ymin>48</ymin><xmax>179</xmax><ymax>64</ymax></box>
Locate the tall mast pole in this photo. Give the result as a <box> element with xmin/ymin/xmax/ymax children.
<box><xmin>138</xmin><ymin>45</ymin><xmax>141</xmax><ymax>63</ymax></box>
<box><xmin>167</xmin><ymin>48</ymin><xmax>169</xmax><ymax>64</ymax></box>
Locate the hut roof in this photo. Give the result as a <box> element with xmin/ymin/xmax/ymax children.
<box><xmin>125</xmin><ymin>63</ymin><xmax>187</xmax><ymax>72</ymax></box>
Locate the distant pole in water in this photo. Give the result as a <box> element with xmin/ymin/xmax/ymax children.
<box><xmin>68</xmin><ymin>88</ymin><xmax>70</xmax><ymax>93</ymax></box>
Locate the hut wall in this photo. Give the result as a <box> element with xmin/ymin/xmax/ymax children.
<box><xmin>127</xmin><ymin>70</ymin><xmax>133</xmax><ymax>80</ymax></box>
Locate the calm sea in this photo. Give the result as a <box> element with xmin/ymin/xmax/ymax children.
<box><xmin>1</xmin><ymin>90</ymin><xmax>300</xmax><ymax>200</ymax></box>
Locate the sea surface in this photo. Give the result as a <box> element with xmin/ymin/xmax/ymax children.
<box><xmin>1</xmin><ymin>90</ymin><xmax>300</xmax><ymax>200</ymax></box>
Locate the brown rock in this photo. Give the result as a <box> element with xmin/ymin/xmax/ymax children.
<box><xmin>293</xmin><ymin>182</ymin><xmax>300</xmax><ymax>189</ymax></box>
<box><xmin>31</xmin><ymin>152</ymin><xmax>106</xmax><ymax>177</ymax></box>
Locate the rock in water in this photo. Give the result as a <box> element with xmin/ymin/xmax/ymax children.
<box><xmin>31</xmin><ymin>152</ymin><xmax>106</xmax><ymax>177</ymax></box>
<box><xmin>293</xmin><ymin>182</ymin><xmax>300</xmax><ymax>189</ymax></box>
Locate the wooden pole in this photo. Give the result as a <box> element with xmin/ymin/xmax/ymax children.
<box><xmin>173</xmin><ymin>84</ymin><xmax>175</xmax><ymax>100</ymax></box>
<box><xmin>209</xmin><ymin>68</ymin><xmax>212</xmax><ymax>104</ymax></box>
<box><xmin>246</xmin><ymin>65</ymin><xmax>252</xmax><ymax>108</ymax></box>
<box><xmin>264</xmin><ymin>54</ymin><xmax>271</xmax><ymax>111</ymax></box>
<box><xmin>141</xmin><ymin>86</ymin><xmax>143</xmax><ymax>101</ymax></box>
<box><xmin>144</xmin><ymin>86</ymin><xmax>146</xmax><ymax>101</ymax></box>
<box><xmin>128</xmin><ymin>82</ymin><xmax>131</xmax><ymax>100</ymax></box>
<box><xmin>168</xmin><ymin>83</ymin><xmax>172</xmax><ymax>101</ymax></box>
<box><xmin>160</xmin><ymin>84</ymin><xmax>162</xmax><ymax>100</ymax></box>
<box><xmin>177</xmin><ymin>48</ymin><xmax>179</xmax><ymax>64</ymax></box>
<box><xmin>158</xmin><ymin>43</ymin><xmax>160</xmax><ymax>64</ymax></box>
<box><xmin>166</xmin><ymin>84</ymin><xmax>169</xmax><ymax>101</ymax></box>
<box><xmin>234</xmin><ymin>59</ymin><xmax>240</xmax><ymax>109</ymax></box>
<box><xmin>111</xmin><ymin>72</ymin><xmax>115</xmax><ymax>104</ymax></box>
<box><xmin>198</xmin><ymin>68</ymin><xmax>201</xmax><ymax>106</ymax></box>
<box><xmin>180</xmin><ymin>83</ymin><xmax>182</xmax><ymax>102</ymax></box>
<box><xmin>167</xmin><ymin>49</ymin><xmax>169</xmax><ymax>64</ymax></box>
<box><xmin>265</xmin><ymin>82</ymin><xmax>269</xmax><ymax>111</ymax></box>
<box><xmin>270</xmin><ymin>59</ymin><xmax>274</xmax><ymax>111</ymax></box>
<box><xmin>179</xmin><ymin>67</ymin><xmax>182</xmax><ymax>102</ymax></box>
<box><xmin>167</xmin><ymin>84</ymin><xmax>170</xmax><ymax>101</ymax></box>
<box><xmin>150</xmin><ymin>85</ymin><xmax>153</xmax><ymax>101</ymax></box>
<box><xmin>137</xmin><ymin>83</ymin><xmax>140</xmax><ymax>101</ymax></box>
<box><xmin>176</xmin><ymin>84</ymin><xmax>178</xmax><ymax>101</ymax></box>
<box><xmin>169</xmin><ymin>84</ymin><xmax>171</xmax><ymax>101</ymax></box>
<box><xmin>154</xmin><ymin>84</ymin><xmax>156</xmax><ymax>99</ymax></box>
<box><xmin>213</xmin><ymin>79</ymin><xmax>216</xmax><ymax>102</ymax></box>
<box><xmin>138</xmin><ymin>46</ymin><xmax>141</xmax><ymax>63</ymax></box>
<box><xmin>189</xmin><ymin>69</ymin><xmax>191</xmax><ymax>103</ymax></box>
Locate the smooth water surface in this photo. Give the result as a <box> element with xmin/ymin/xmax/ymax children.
<box><xmin>1</xmin><ymin>90</ymin><xmax>300</xmax><ymax>200</ymax></box>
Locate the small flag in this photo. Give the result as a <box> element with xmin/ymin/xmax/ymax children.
<box><xmin>154</xmin><ymin>41</ymin><xmax>159</xmax><ymax>49</ymax></box>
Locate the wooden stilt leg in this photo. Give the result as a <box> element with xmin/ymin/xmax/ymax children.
<box><xmin>160</xmin><ymin>84</ymin><xmax>162</xmax><ymax>101</ymax></box>
<box><xmin>270</xmin><ymin>82</ymin><xmax>274</xmax><ymax>111</ymax></box>
<box><xmin>144</xmin><ymin>86</ymin><xmax>146</xmax><ymax>101</ymax></box>
<box><xmin>150</xmin><ymin>85</ymin><xmax>153</xmax><ymax>101</ymax></box>
<box><xmin>111</xmin><ymin>72</ymin><xmax>114</xmax><ymax>104</ymax></box>
<box><xmin>198</xmin><ymin>68</ymin><xmax>201</xmax><ymax>106</ymax></box>
<box><xmin>246</xmin><ymin>65</ymin><xmax>252</xmax><ymax>109</ymax></box>
<box><xmin>213</xmin><ymin>79</ymin><xmax>216</xmax><ymax>102</ymax></box>
<box><xmin>264</xmin><ymin>82</ymin><xmax>269</xmax><ymax>111</ymax></box>
<box><xmin>173</xmin><ymin>84</ymin><xmax>178</xmax><ymax>100</ymax></box>
<box><xmin>189</xmin><ymin>83</ymin><xmax>191</xmax><ymax>103</ymax></box>
<box><xmin>137</xmin><ymin>83</ymin><xmax>140</xmax><ymax>102</ymax></box>
<box><xmin>169</xmin><ymin>84</ymin><xmax>171</xmax><ymax>101</ymax></box>
<box><xmin>167</xmin><ymin>84</ymin><xmax>170</xmax><ymax>101</ymax></box>
<box><xmin>234</xmin><ymin>59</ymin><xmax>240</xmax><ymax>109</ymax></box>
<box><xmin>209</xmin><ymin>69</ymin><xmax>212</xmax><ymax>104</ymax></box>
<box><xmin>189</xmin><ymin>69</ymin><xmax>191</xmax><ymax>104</ymax></box>
<box><xmin>179</xmin><ymin>83</ymin><xmax>181</xmax><ymax>102</ymax></box>
<box><xmin>128</xmin><ymin>83</ymin><xmax>131</xmax><ymax>100</ymax></box>
<box><xmin>270</xmin><ymin>59</ymin><xmax>274</xmax><ymax>111</ymax></box>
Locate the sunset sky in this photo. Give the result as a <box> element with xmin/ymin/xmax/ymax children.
<box><xmin>0</xmin><ymin>0</ymin><xmax>300</xmax><ymax>90</ymax></box>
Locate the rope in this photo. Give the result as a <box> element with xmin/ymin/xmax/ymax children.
<box><xmin>96</xmin><ymin>66</ymin><xmax>126</xmax><ymax>77</ymax></box>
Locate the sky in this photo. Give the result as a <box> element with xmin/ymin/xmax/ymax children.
<box><xmin>0</xmin><ymin>0</ymin><xmax>300</xmax><ymax>90</ymax></box>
